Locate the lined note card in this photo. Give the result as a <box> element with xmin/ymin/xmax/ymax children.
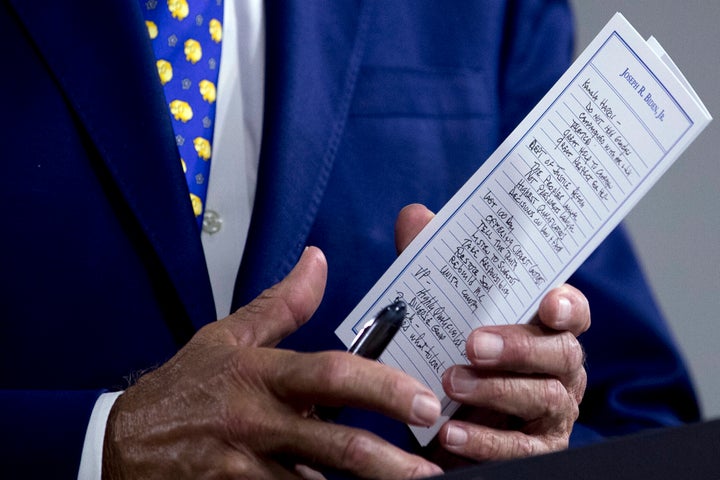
<box><xmin>336</xmin><ymin>13</ymin><xmax>711</xmax><ymax>446</ymax></box>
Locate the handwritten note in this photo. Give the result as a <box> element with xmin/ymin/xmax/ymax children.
<box><xmin>336</xmin><ymin>13</ymin><xmax>711</xmax><ymax>446</ymax></box>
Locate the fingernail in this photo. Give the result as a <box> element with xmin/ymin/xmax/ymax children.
<box><xmin>445</xmin><ymin>425</ymin><xmax>468</xmax><ymax>447</ymax></box>
<box><xmin>557</xmin><ymin>295</ymin><xmax>572</xmax><ymax>326</ymax></box>
<box><xmin>417</xmin><ymin>463</ymin><xmax>444</xmax><ymax>477</ymax></box>
<box><xmin>447</xmin><ymin>368</ymin><xmax>476</xmax><ymax>394</ymax></box>
<box><xmin>472</xmin><ymin>332</ymin><xmax>504</xmax><ymax>361</ymax></box>
<box><xmin>411</xmin><ymin>392</ymin><xmax>441</xmax><ymax>426</ymax></box>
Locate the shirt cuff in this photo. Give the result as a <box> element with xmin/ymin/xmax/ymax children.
<box><xmin>77</xmin><ymin>391</ymin><xmax>124</xmax><ymax>480</ymax></box>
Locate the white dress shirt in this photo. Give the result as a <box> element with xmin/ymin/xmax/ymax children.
<box><xmin>77</xmin><ymin>1</ymin><xmax>265</xmax><ymax>477</ymax></box>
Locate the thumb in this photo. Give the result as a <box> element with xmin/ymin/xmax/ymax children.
<box><xmin>219</xmin><ymin>246</ymin><xmax>327</xmax><ymax>347</ymax></box>
<box><xmin>395</xmin><ymin>204</ymin><xmax>435</xmax><ymax>254</ymax></box>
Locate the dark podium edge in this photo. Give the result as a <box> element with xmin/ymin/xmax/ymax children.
<box><xmin>427</xmin><ymin>419</ymin><xmax>720</xmax><ymax>479</ymax></box>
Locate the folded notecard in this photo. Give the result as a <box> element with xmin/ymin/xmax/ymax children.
<box><xmin>336</xmin><ymin>13</ymin><xmax>711</xmax><ymax>446</ymax></box>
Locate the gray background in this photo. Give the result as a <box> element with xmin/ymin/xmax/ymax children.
<box><xmin>571</xmin><ymin>1</ymin><xmax>719</xmax><ymax>419</ymax></box>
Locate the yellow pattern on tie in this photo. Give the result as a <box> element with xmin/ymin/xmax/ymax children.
<box><xmin>141</xmin><ymin>0</ymin><xmax>223</xmax><ymax>229</ymax></box>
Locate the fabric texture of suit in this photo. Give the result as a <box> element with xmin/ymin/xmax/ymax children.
<box><xmin>0</xmin><ymin>0</ymin><xmax>699</xmax><ymax>476</ymax></box>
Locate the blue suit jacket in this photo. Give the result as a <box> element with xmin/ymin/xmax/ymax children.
<box><xmin>0</xmin><ymin>0</ymin><xmax>699</xmax><ymax>476</ymax></box>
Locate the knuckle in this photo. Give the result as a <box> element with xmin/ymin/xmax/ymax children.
<box><xmin>573</xmin><ymin>367</ymin><xmax>588</xmax><ymax>404</ymax></box>
<box><xmin>251</xmin><ymin>289</ymin><xmax>296</xmax><ymax>325</ymax></box>
<box><xmin>338</xmin><ymin>431</ymin><xmax>374</xmax><ymax>467</ymax></box>
<box><xmin>191</xmin><ymin>322</ymin><xmax>232</xmax><ymax>347</ymax></box>
<box><xmin>485</xmin><ymin>376</ymin><xmax>512</xmax><ymax>405</ymax></box>
<box><xmin>465</xmin><ymin>429</ymin><xmax>537</xmax><ymax>461</ymax></box>
<box><xmin>480</xmin><ymin>431</ymin><xmax>535</xmax><ymax>459</ymax></box>
<box><xmin>569</xmin><ymin>398</ymin><xmax>580</xmax><ymax>422</ymax></box>
<box><xmin>511</xmin><ymin>435</ymin><xmax>537</xmax><ymax>458</ymax></box>
<box><xmin>512</xmin><ymin>329</ymin><xmax>548</xmax><ymax>369</ymax></box>
<box><xmin>484</xmin><ymin>434</ymin><xmax>507</xmax><ymax>459</ymax></box>
<box><xmin>231</xmin><ymin>290</ymin><xmax>300</xmax><ymax>346</ymax></box>
<box><xmin>498</xmin><ymin>376</ymin><xmax>517</xmax><ymax>402</ymax></box>
<box><xmin>515</xmin><ymin>331</ymin><xmax>537</xmax><ymax>361</ymax></box>
<box><xmin>541</xmin><ymin>378</ymin><xmax>568</xmax><ymax>415</ymax></box>
<box><xmin>313</xmin><ymin>352</ymin><xmax>352</xmax><ymax>391</ymax></box>
<box><xmin>232</xmin><ymin>322</ymin><xmax>262</xmax><ymax>347</ymax></box>
<box><xmin>468</xmin><ymin>429</ymin><xmax>501</xmax><ymax>460</ymax></box>
<box><xmin>540</xmin><ymin>377</ymin><xmax>580</xmax><ymax>426</ymax></box>
<box><xmin>558</xmin><ymin>331</ymin><xmax>584</xmax><ymax>373</ymax></box>
<box><xmin>217</xmin><ymin>451</ymin><xmax>263</xmax><ymax>479</ymax></box>
<box><xmin>224</xmin><ymin>401</ymin><xmax>283</xmax><ymax>452</ymax></box>
<box><xmin>222</xmin><ymin>403</ymin><xmax>251</xmax><ymax>443</ymax></box>
<box><xmin>377</xmin><ymin>370</ymin><xmax>407</xmax><ymax>403</ymax></box>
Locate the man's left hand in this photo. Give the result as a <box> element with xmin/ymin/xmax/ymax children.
<box><xmin>396</xmin><ymin>204</ymin><xmax>590</xmax><ymax>464</ymax></box>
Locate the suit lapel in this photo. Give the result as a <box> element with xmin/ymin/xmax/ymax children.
<box><xmin>232</xmin><ymin>0</ymin><xmax>373</xmax><ymax>308</ymax></box>
<box><xmin>10</xmin><ymin>0</ymin><xmax>216</xmax><ymax>332</ymax></box>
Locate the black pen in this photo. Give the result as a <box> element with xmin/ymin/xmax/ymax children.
<box><xmin>312</xmin><ymin>299</ymin><xmax>406</xmax><ymax>421</ymax></box>
<box><xmin>348</xmin><ymin>299</ymin><xmax>407</xmax><ymax>359</ymax></box>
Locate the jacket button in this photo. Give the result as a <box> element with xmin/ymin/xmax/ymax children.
<box><xmin>202</xmin><ymin>209</ymin><xmax>223</xmax><ymax>234</ymax></box>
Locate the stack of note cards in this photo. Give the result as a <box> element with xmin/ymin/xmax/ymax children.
<box><xmin>335</xmin><ymin>13</ymin><xmax>711</xmax><ymax>445</ymax></box>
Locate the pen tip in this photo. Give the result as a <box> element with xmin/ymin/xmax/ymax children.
<box><xmin>392</xmin><ymin>299</ymin><xmax>407</xmax><ymax>312</ymax></box>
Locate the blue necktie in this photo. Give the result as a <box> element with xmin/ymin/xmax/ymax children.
<box><xmin>140</xmin><ymin>0</ymin><xmax>223</xmax><ymax>229</ymax></box>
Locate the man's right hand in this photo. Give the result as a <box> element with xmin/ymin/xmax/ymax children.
<box><xmin>102</xmin><ymin>247</ymin><xmax>443</xmax><ymax>479</ymax></box>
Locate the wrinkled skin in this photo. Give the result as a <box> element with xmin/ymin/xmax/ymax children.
<box><xmin>102</xmin><ymin>204</ymin><xmax>589</xmax><ymax>479</ymax></box>
<box><xmin>396</xmin><ymin>205</ymin><xmax>589</xmax><ymax>468</ymax></box>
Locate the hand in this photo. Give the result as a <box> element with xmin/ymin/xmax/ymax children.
<box><xmin>396</xmin><ymin>204</ymin><xmax>590</xmax><ymax>465</ymax></box>
<box><xmin>102</xmin><ymin>247</ymin><xmax>443</xmax><ymax>479</ymax></box>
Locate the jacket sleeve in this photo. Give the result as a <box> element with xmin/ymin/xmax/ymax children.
<box><xmin>498</xmin><ymin>0</ymin><xmax>700</xmax><ymax>445</ymax></box>
<box><xmin>0</xmin><ymin>390</ymin><xmax>103</xmax><ymax>477</ymax></box>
